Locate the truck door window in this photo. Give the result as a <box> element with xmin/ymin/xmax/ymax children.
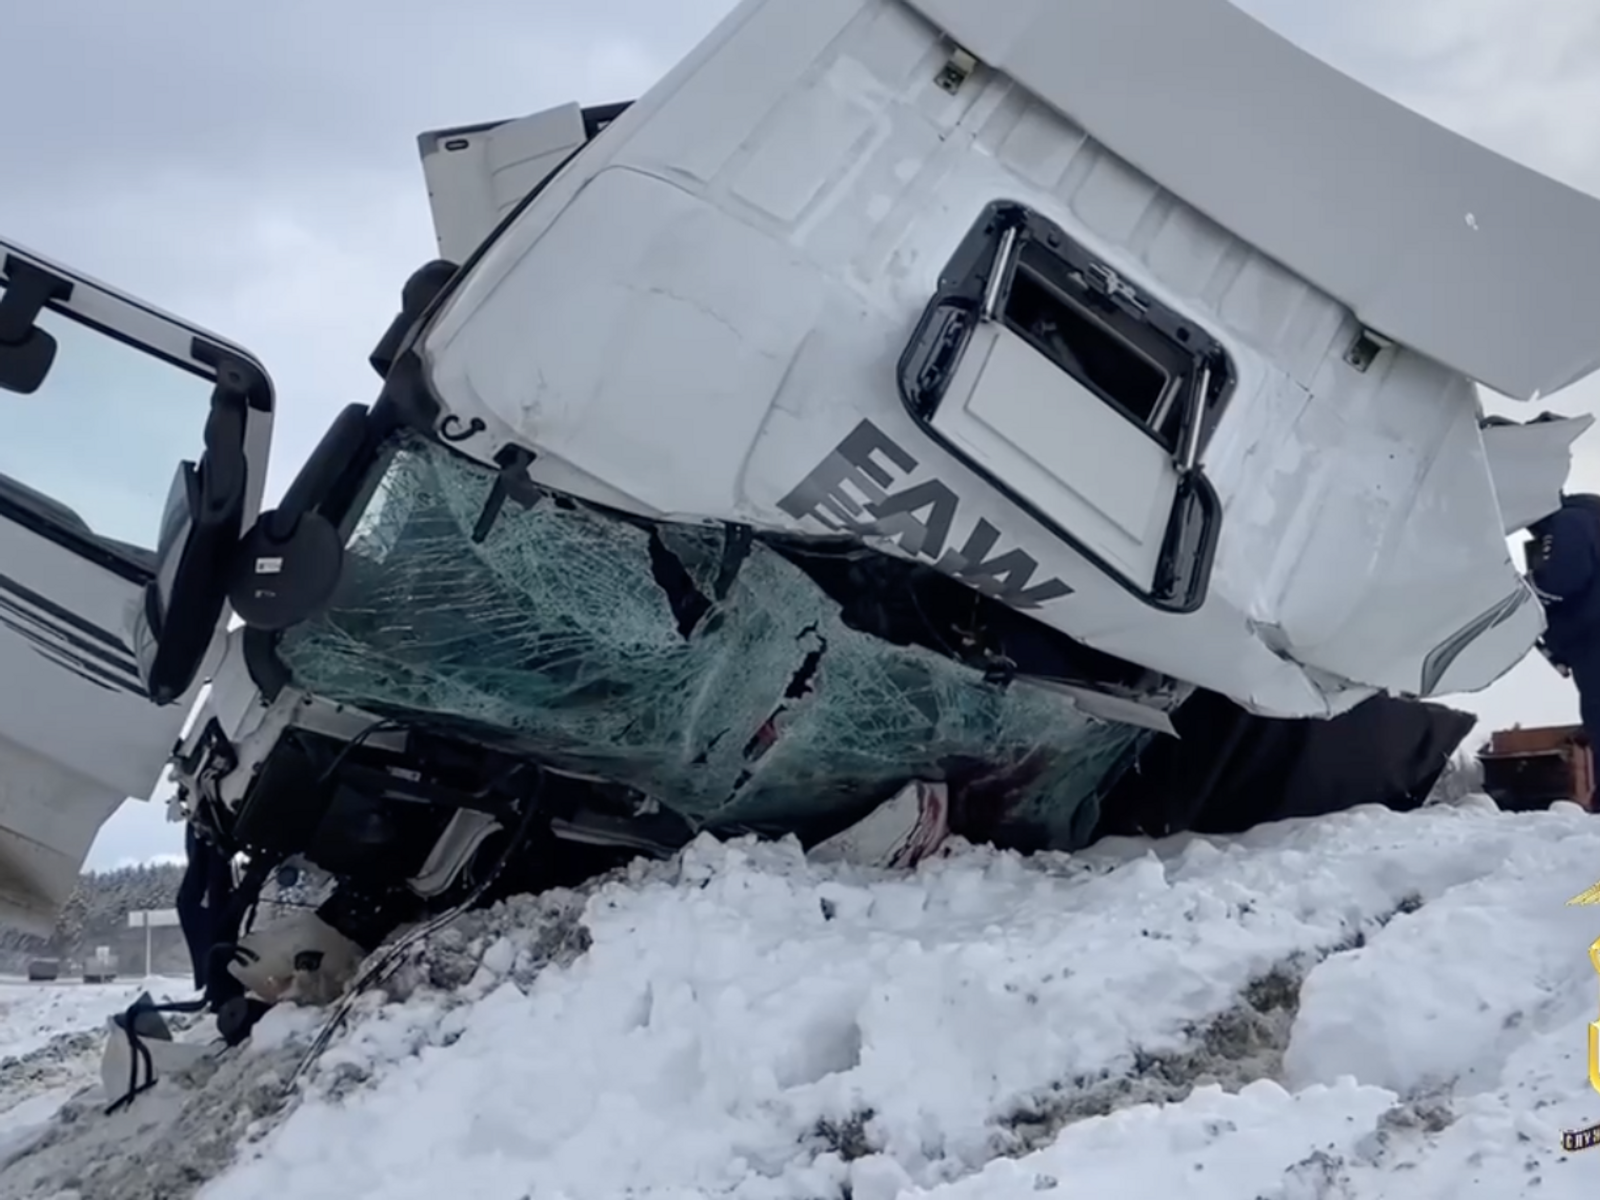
<box><xmin>0</xmin><ymin>290</ymin><xmax>212</xmax><ymax>575</ymax></box>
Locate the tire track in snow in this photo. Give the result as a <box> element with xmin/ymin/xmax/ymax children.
<box><xmin>9</xmin><ymin>802</ymin><xmax>1600</xmax><ymax>1200</ymax></box>
<box><xmin>803</xmin><ymin>892</ymin><xmax>1434</xmax><ymax>1178</ymax></box>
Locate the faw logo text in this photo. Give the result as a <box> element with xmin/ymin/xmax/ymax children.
<box><xmin>777</xmin><ymin>419</ymin><xmax>1070</xmax><ymax>609</ymax></box>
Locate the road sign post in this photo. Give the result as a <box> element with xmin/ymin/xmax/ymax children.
<box><xmin>127</xmin><ymin>908</ymin><xmax>180</xmax><ymax>978</ymax></box>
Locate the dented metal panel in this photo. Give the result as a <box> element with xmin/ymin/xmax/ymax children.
<box><xmin>905</xmin><ymin>0</ymin><xmax>1600</xmax><ymax>400</ymax></box>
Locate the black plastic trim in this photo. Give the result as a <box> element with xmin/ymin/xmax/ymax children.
<box><xmin>0</xmin><ymin>258</ymin><xmax>275</xmax><ymax>411</ymax></box>
<box><xmin>369</xmin><ymin>260</ymin><xmax>459</xmax><ymax>380</ymax></box>
<box><xmin>191</xmin><ymin>338</ymin><xmax>273</xmax><ymax>413</ymax></box>
<box><xmin>423</xmin><ymin>101</ymin><xmax>634</xmax><ymax>152</ymax></box>
<box><xmin>0</xmin><ymin>255</ymin><xmax>72</xmax><ymax>341</ymax></box>
<box><xmin>242</xmin><ymin>626</ymin><xmax>290</xmax><ymax>702</ymax></box>
<box><xmin>136</xmin><ymin>340</ymin><xmax>271</xmax><ymax>704</ymax></box>
<box><xmin>582</xmin><ymin>101</ymin><xmax>633</xmax><ymax>138</ymax></box>
<box><xmin>895</xmin><ymin>200</ymin><xmax>1232</xmax><ymax>615</ymax></box>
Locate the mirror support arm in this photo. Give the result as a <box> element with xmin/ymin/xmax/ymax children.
<box><xmin>140</xmin><ymin>340</ymin><xmax>264</xmax><ymax>705</ymax></box>
<box><xmin>0</xmin><ymin>256</ymin><xmax>74</xmax><ymax>395</ymax></box>
<box><xmin>0</xmin><ymin>256</ymin><xmax>71</xmax><ymax>346</ymax></box>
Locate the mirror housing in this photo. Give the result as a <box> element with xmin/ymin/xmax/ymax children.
<box><xmin>0</xmin><ymin>256</ymin><xmax>71</xmax><ymax>394</ymax></box>
<box><xmin>138</xmin><ymin>347</ymin><xmax>261</xmax><ymax>704</ymax></box>
<box><xmin>228</xmin><ymin>403</ymin><xmax>370</xmax><ymax>631</ymax></box>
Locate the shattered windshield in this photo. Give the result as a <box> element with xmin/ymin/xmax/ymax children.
<box><xmin>276</xmin><ymin>431</ymin><xmax>1148</xmax><ymax>849</ymax></box>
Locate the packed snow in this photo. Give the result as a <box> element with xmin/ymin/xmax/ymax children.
<box><xmin>4</xmin><ymin>798</ymin><xmax>1600</xmax><ymax>1199</ymax></box>
<box><xmin>0</xmin><ymin>975</ymin><xmax>191</xmax><ymax>1166</ymax></box>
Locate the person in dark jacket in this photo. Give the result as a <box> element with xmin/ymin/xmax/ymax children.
<box><xmin>1527</xmin><ymin>493</ymin><xmax>1600</xmax><ymax>762</ymax></box>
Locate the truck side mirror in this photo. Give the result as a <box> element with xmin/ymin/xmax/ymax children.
<box><xmin>368</xmin><ymin>258</ymin><xmax>459</xmax><ymax>379</ymax></box>
<box><xmin>0</xmin><ymin>256</ymin><xmax>70</xmax><ymax>394</ymax></box>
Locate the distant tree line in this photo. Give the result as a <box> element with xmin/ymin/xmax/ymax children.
<box><xmin>0</xmin><ymin>861</ymin><xmax>188</xmax><ymax>976</ymax></box>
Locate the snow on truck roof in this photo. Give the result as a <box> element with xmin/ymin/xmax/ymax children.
<box><xmin>908</xmin><ymin>0</ymin><xmax>1600</xmax><ymax>401</ymax></box>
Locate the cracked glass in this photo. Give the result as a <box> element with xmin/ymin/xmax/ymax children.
<box><xmin>275</xmin><ymin>432</ymin><xmax>1146</xmax><ymax>849</ymax></box>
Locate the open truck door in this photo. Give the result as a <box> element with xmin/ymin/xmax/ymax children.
<box><xmin>0</xmin><ymin>242</ymin><xmax>271</xmax><ymax>935</ymax></box>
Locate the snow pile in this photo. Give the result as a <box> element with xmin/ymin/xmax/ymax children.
<box><xmin>0</xmin><ymin>978</ymin><xmax>186</xmax><ymax>1064</ymax></box>
<box><xmin>4</xmin><ymin>799</ymin><xmax>1600</xmax><ymax>1199</ymax></box>
<box><xmin>0</xmin><ymin>977</ymin><xmax>190</xmax><ymax>1165</ymax></box>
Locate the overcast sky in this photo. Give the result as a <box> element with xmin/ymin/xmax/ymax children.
<box><xmin>2</xmin><ymin>0</ymin><xmax>1594</xmax><ymax>868</ymax></box>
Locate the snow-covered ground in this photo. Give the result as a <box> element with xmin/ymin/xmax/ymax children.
<box><xmin>4</xmin><ymin>798</ymin><xmax>1600</xmax><ymax>1199</ymax></box>
<box><xmin>0</xmin><ymin>975</ymin><xmax>192</xmax><ymax>1167</ymax></box>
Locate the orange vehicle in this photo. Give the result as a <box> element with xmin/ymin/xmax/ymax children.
<box><xmin>1478</xmin><ymin>724</ymin><xmax>1596</xmax><ymax>812</ymax></box>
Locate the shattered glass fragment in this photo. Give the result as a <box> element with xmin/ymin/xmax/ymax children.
<box><xmin>276</xmin><ymin>433</ymin><xmax>1150</xmax><ymax>850</ymax></box>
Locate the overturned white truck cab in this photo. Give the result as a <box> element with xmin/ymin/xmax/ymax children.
<box><xmin>1</xmin><ymin>0</ymin><xmax>1597</xmax><ymax>1040</ymax></box>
